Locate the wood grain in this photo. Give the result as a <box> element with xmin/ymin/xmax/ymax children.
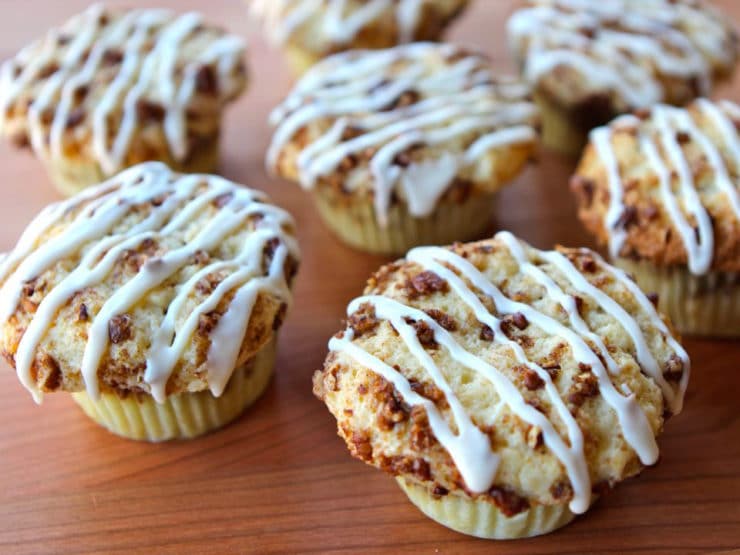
<box><xmin>0</xmin><ymin>2</ymin><xmax>738</xmax><ymax>554</ymax></box>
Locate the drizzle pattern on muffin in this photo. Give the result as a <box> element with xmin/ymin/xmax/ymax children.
<box><xmin>508</xmin><ymin>0</ymin><xmax>739</xmax><ymax>110</ymax></box>
<box><xmin>577</xmin><ymin>99</ymin><xmax>740</xmax><ymax>275</ymax></box>
<box><xmin>0</xmin><ymin>4</ymin><xmax>246</xmax><ymax>174</ymax></box>
<box><xmin>251</xmin><ymin>0</ymin><xmax>463</xmax><ymax>46</ymax></box>
<box><xmin>322</xmin><ymin>233</ymin><xmax>689</xmax><ymax>514</ymax></box>
<box><xmin>0</xmin><ymin>163</ymin><xmax>299</xmax><ymax>403</ymax></box>
<box><xmin>268</xmin><ymin>43</ymin><xmax>538</xmax><ymax>226</ymax></box>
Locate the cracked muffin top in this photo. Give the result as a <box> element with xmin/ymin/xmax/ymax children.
<box><xmin>0</xmin><ymin>163</ymin><xmax>299</xmax><ymax>403</ymax></box>
<box><xmin>0</xmin><ymin>4</ymin><xmax>247</xmax><ymax>175</ymax></box>
<box><xmin>508</xmin><ymin>0</ymin><xmax>738</xmax><ymax>114</ymax></box>
<box><xmin>314</xmin><ymin>232</ymin><xmax>689</xmax><ymax>516</ymax></box>
<box><xmin>251</xmin><ymin>0</ymin><xmax>468</xmax><ymax>55</ymax></box>
<box><xmin>571</xmin><ymin>98</ymin><xmax>740</xmax><ymax>274</ymax></box>
<box><xmin>268</xmin><ymin>42</ymin><xmax>539</xmax><ymax>226</ymax></box>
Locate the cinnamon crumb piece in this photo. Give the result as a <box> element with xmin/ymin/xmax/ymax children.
<box><xmin>108</xmin><ymin>314</ymin><xmax>133</xmax><ymax>344</ymax></box>
<box><xmin>663</xmin><ymin>354</ymin><xmax>684</xmax><ymax>382</ymax></box>
<box><xmin>383</xmin><ymin>89</ymin><xmax>421</xmax><ymax>111</ymax></box>
<box><xmin>376</xmin><ymin>382</ymin><xmax>409</xmax><ymax>431</ymax></box>
<box><xmin>198</xmin><ymin>311</ymin><xmax>220</xmax><ymax>335</ymax></box>
<box><xmin>568</xmin><ymin>364</ymin><xmax>599</xmax><ymax>406</ymax></box>
<box><xmin>102</xmin><ymin>49</ymin><xmax>123</xmax><ymax>65</ymax></box>
<box><xmin>348</xmin><ymin>303</ymin><xmax>379</xmax><ymax>338</ymax></box>
<box><xmin>136</xmin><ymin>99</ymin><xmax>165</xmax><ymax>122</ymax></box>
<box><xmin>409</xmin><ymin>378</ymin><xmax>446</xmax><ymax>404</ymax></box>
<box><xmin>406</xmin><ymin>271</ymin><xmax>448</xmax><ymax>298</ymax></box>
<box><xmin>65</xmin><ymin>108</ymin><xmax>85</xmax><ymax>129</ymax></box>
<box><xmin>550</xmin><ymin>481</ymin><xmax>573</xmax><ymax>501</ymax></box>
<box><xmin>77</xmin><ymin>303</ymin><xmax>89</xmax><ymax>322</ymax></box>
<box><xmin>480</xmin><ymin>324</ymin><xmax>495</xmax><ymax>342</ymax></box>
<box><xmin>195</xmin><ymin>65</ymin><xmax>218</xmax><ymax>95</ymax></box>
<box><xmin>432</xmin><ymin>485</ymin><xmax>449</xmax><ymax>497</ymax></box>
<box><xmin>405</xmin><ymin>318</ymin><xmax>438</xmax><ymax>349</ymax></box>
<box><xmin>35</xmin><ymin>353</ymin><xmax>61</xmax><ymax>391</ymax></box>
<box><xmin>488</xmin><ymin>486</ymin><xmax>530</xmax><ymax>517</ymax></box>
<box><xmin>350</xmin><ymin>431</ymin><xmax>373</xmax><ymax>461</ymax></box>
<box><xmin>379</xmin><ymin>455</ymin><xmax>431</xmax><ymax>481</ymax></box>
<box><xmin>515</xmin><ymin>365</ymin><xmax>545</xmax><ymax>391</ymax></box>
<box><xmin>614</xmin><ymin>206</ymin><xmax>637</xmax><ymax>229</ymax></box>
<box><xmin>424</xmin><ymin>308</ymin><xmax>457</xmax><ymax>331</ymax></box>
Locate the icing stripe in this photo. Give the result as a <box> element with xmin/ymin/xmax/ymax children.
<box><xmin>0</xmin><ymin>162</ymin><xmax>299</xmax><ymax>403</ymax></box>
<box><xmin>507</xmin><ymin>0</ymin><xmax>732</xmax><ymax>108</ymax></box>
<box><xmin>0</xmin><ymin>6</ymin><xmax>245</xmax><ymax>174</ymax></box>
<box><xmin>331</xmin><ymin>235</ymin><xmax>687</xmax><ymax>512</ymax></box>
<box><xmin>268</xmin><ymin>43</ymin><xmax>537</xmax><ymax>226</ymax></box>
<box><xmin>252</xmin><ymin>0</ymin><xmax>441</xmax><ymax>47</ymax></box>
<box><xmin>594</xmin><ymin>100</ymin><xmax>738</xmax><ymax>275</ymax></box>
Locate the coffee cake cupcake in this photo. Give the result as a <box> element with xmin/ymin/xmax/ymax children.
<box><xmin>571</xmin><ymin>99</ymin><xmax>740</xmax><ymax>337</ymax></box>
<box><xmin>0</xmin><ymin>4</ymin><xmax>247</xmax><ymax>196</ymax></box>
<box><xmin>0</xmin><ymin>163</ymin><xmax>300</xmax><ymax>441</ymax></box>
<box><xmin>268</xmin><ymin>43</ymin><xmax>539</xmax><ymax>254</ymax></box>
<box><xmin>314</xmin><ymin>232</ymin><xmax>689</xmax><ymax>539</ymax></box>
<box><xmin>250</xmin><ymin>0</ymin><xmax>468</xmax><ymax>74</ymax></box>
<box><xmin>507</xmin><ymin>0</ymin><xmax>739</xmax><ymax>155</ymax></box>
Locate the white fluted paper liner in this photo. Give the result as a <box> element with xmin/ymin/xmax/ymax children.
<box><xmin>313</xmin><ymin>189</ymin><xmax>496</xmax><ymax>255</ymax></box>
<box><xmin>396</xmin><ymin>477</ymin><xmax>578</xmax><ymax>539</ymax></box>
<box><xmin>72</xmin><ymin>338</ymin><xmax>276</xmax><ymax>441</ymax></box>
<box><xmin>615</xmin><ymin>258</ymin><xmax>739</xmax><ymax>337</ymax></box>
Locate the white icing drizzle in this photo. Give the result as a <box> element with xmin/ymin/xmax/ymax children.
<box><xmin>0</xmin><ymin>5</ymin><xmax>246</xmax><ymax>175</ymax></box>
<box><xmin>268</xmin><ymin>43</ymin><xmax>537</xmax><ymax>227</ymax></box>
<box><xmin>0</xmin><ymin>162</ymin><xmax>299</xmax><ymax>403</ymax></box>
<box><xmin>507</xmin><ymin>0</ymin><xmax>735</xmax><ymax>108</ymax></box>
<box><xmin>593</xmin><ymin>99</ymin><xmax>739</xmax><ymax>275</ymax></box>
<box><xmin>330</xmin><ymin>234</ymin><xmax>688</xmax><ymax>512</ymax></box>
<box><xmin>251</xmin><ymin>0</ymin><xmax>437</xmax><ymax>47</ymax></box>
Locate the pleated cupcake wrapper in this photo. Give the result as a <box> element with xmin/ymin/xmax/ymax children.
<box><xmin>312</xmin><ymin>189</ymin><xmax>496</xmax><ymax>255</ymax></box>
<box><xmin>396</xmin><ymin>478</ymin><xmax>577</xmax><ymax>540</ymax></box>
<box><xmin>533</xmin><ymin>91</ymin><xmax>592</xmax><ymax>157</ymax></box>
<box><xmin>46</xmin><ymin>136</ymin><xmax>221</xmax><ymax>197</ymax></box>
<box><xmin>72</xmin><ymin>338</ymin><xmax>277</xmax><ymax>442</ymax></box>
<box><xmin>615</xmin><ymin>258</ymin><xmax>740</xmax><ymax>338</ymax></box>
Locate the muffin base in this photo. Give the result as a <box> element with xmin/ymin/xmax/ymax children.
<box><xmin>284</xmin><ymin>46</ymin><xmax>322</xmax><ymax>76</ymax></box>
<box><xmin>396</xmin><ymin>478</ymin><xmax>577</xmax><ymax>539</ymax></box>
<box><xmin>47</xmin><ymin>136</ymin><xmax>221</xmax><ymax>197</ymax></box>
<box><xmin>615</xmin><ymin>258</ymin><xmax>739</xmax><ymax>337</ymax></box>
<box><xmin>533</xmin><ymin>91</ymin><xmax>619</xmax><ymax>157</ymax></box>
<box><xmin>313</xmin><ymin>188</ymin><xmax>496</xmax><ymax>255</ymax></box>
<box><xmin>71</xmin><ymin>338</ymin><xmax>277</xmax><ymax>441</ymax></box>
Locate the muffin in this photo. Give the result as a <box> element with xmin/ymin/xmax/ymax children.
<box><xmin>507</xmin><ymin>0</ymin><xmax>739</xmax><ymax>155</ymax></box>
<box><xmin>267</xmin><ymin>42</ymin><xmax>539</xmax><ymax>255</ymax></box>
<box><xmin>250</xmin><ymin>0</ymin><xmax>469</xmax><ymax>74</ymax></box>
<box><xmin>571</xmin><ymin>99</ymin><xmax>740</xmax><ymax>337</ymax></box>
<box><xmin>0</xmin><ymin>162</ymin><xmax>300</xmax><ymax>441</ymax></box>
<box><xmin>0</xmin><ymin>4</ymin><xmax>247</xmax><ymax>196</ymax></box>
<box><xmin>313</xmin><ymin>232</ymin><xmax>689</xmax><ymax>539</ymax></box>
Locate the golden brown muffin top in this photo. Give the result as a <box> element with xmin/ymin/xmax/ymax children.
<box><xmin>251</xmin><ymin>0</ymin><xmax>468</xmax><ymax>54</ymax></box>
<box><xmin>0</xmin><ymin>5</ymin><xmax>247</xmax><ymax>174</ymax></box>
<box><xmin>314</xmin><ymin>233</ymin><xmax>689</xmax><ymax>516</ymax></box>
<box><xmin>268</xmin><ymin>42</ymin><xmax>539</xmax><ymax>227</ymax></box>
<box><xmin>0</xmin><ymin>163</ymin><xmax>299</xmax><ymax>403</ymax></box>
<box><xmin>571</xmin><ymin>99</ymin><xmax>740</xmax><ymax>274</ymax></box>
<box><xmin>508</xmin><ymin>0</ymin><xmax>739</xmax><ymax>113</ymax></box>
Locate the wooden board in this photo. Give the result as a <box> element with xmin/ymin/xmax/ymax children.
<box><xmin>0</xmin><ymin>1</ymin><xmax>738</xmax><ymax>553</ymax></box>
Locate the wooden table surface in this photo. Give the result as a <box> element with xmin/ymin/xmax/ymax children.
<box><xmin>0</xmin><ymin>1</ymin><xmax>738</xmax><ymax>554</ymax></box>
